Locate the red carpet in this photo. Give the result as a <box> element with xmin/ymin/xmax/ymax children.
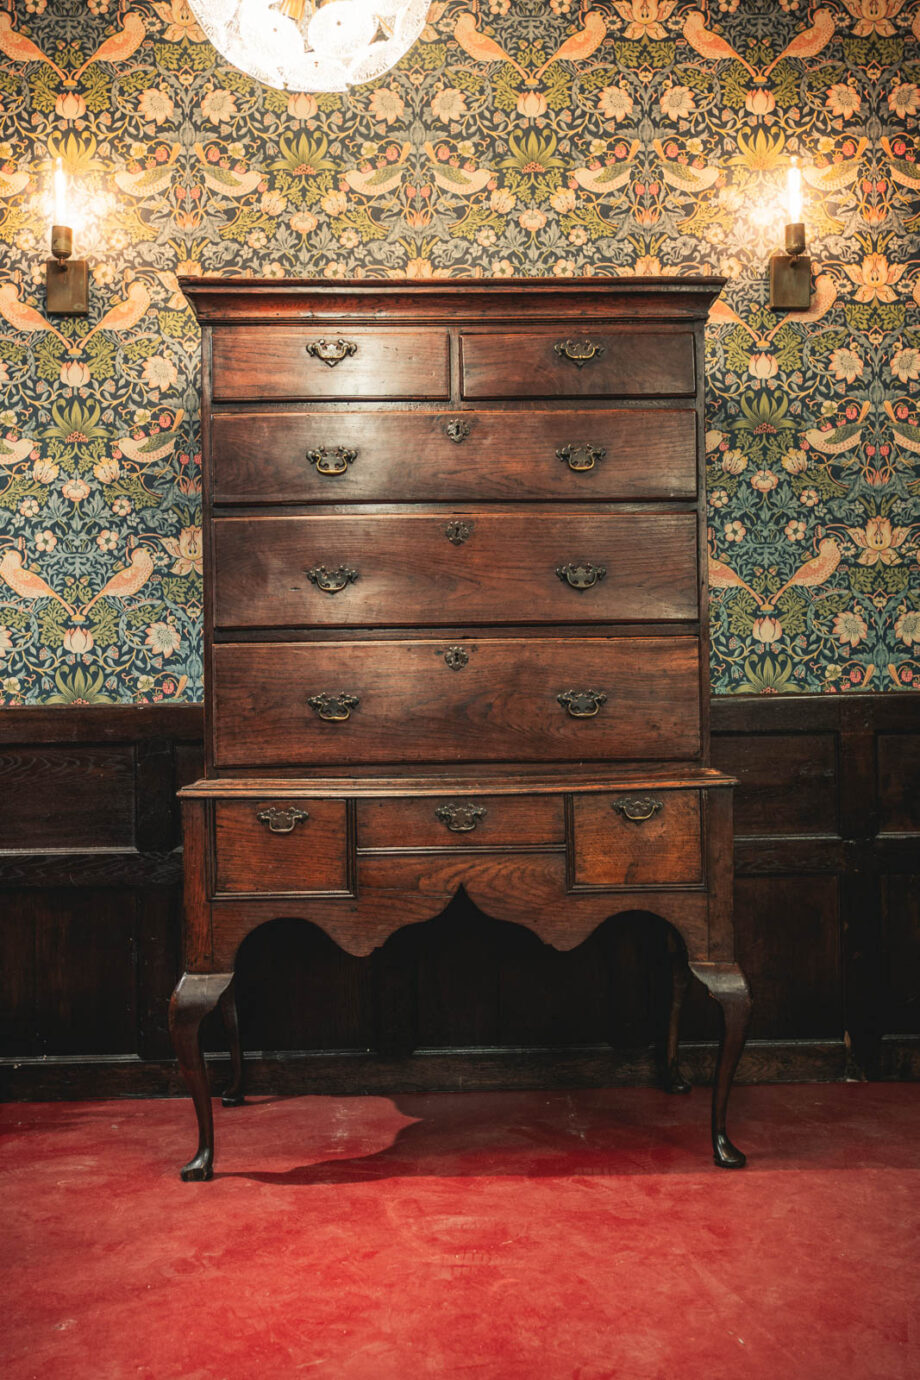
<box><xmin>3</xmin><ymin>1083</ymin><xmax>919</xmax><ymax>1379</ymax></box>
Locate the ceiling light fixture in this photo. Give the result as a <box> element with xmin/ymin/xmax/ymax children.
<box><xmin>186</xmin><ymin>0</ymin><xmax>429</xmax><ymax>93</ymax></box>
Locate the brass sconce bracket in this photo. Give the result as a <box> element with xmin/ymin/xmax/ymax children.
<box><xmin>769</xmin><ymin>222</ymin><xmax>811</xmax><ymax>312</ymax></box>
<box><xmin>46</xmin><ymin>224</ymin><xmax>88</xmax><ymax>316</ymax></box>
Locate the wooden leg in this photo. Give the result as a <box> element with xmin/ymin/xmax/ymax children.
<box><xmin>661</xmin><ymin>929</ymin><xmax>691</xmax><ymax>1094</ymax></box>
<box><xmin>168</xmin><ymin>971</ymin><xmax>233</xmax><ymax>1181</ymax></box>
<box><xmin>689</xmin><ymin>961</ymin><xmax>751</xmax><ymax>1169</ymax></box>
<box><xmin>218</xmin><ymin>978</ymin><xmax>246</xmax><ymax>1108</ymax></box>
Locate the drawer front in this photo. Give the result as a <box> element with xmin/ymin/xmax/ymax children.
<box><xmin>461</xmin><ymin>331</ymin><xmax>695</xmax><ymax>399</ymax></box>
<box><xmin>213</xmin><ymin>798</ymin><xmax>350</xmax><ymax>894</ymax></box>
<box><xmin>212</xmin><ymin>512</ymin><xmax>699</xmax><ymax>629</ymax></box>
<box><xmin>211</xmin><ymin>636</ymin><xmax>701</xmax><ymax>767</ymax></box>
<box><xmin>357</xmin><ymin>794</ymin><xmax>564</xmax><ymax>850</ymax></box>
<box><xmin>210</xmin><ymin>328</ymin><xmax>449</xmax><ymax>401</ymax></box>
<box><xmin>210</xmin><ymin>408</ymin><xmax>698</xmax><ymax>504</ymax></box>
<box><xmin>571</xmin><ymin>790</ymin><xmax>702</xmax><ymax>888</ymax></box>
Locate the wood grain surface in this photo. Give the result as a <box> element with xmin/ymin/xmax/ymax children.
<box><xmin>214</xmin><ymin>798</ymin><xmax>350</xmax><ymax>895</ymax></box>
<box><xmin>211</xmin><ymin>327</ymin><xmax>450</xmax><ymax>401</ymax></box>
<box><xmin>212</xmin><ymin>511</ymin><xmax>699</xmax><ymax>628</ymax></box>
<box><xmin>460</xmin><ymin>329</ymin><xmax>695</xmax><ymax>399</ymax></box>
<box><xmin>211</xmin><ymin>635</ymin><xmax>702</xmax><ymax>767</ymax></box>
<box><xmin>210</xmin><ymin>407</ymin><xmax>698</xmax><ymax>505</ymax></box>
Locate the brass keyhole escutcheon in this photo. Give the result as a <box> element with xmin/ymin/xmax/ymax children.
<box><xmin>445</xmin><ymin>519</ymin><xmax>473</xmax><ymax>545</ymax></box>
<box><xmin>443</xmin><ymin>645</ymin><xmax>469</xmax><ymax>670</ymax></box>
<box><xmin>444</xmin><ymin>418</ymin><xmax>471</xmax><ymax>444</ymax></box>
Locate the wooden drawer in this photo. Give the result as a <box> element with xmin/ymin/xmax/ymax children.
<box><xmin>357</xmin><ymin>794</ymin><xmax>564</xmax><ymax>850</ymax></box>
<box><xmin>210</xmin><ymin>408</ymin><xmax>698</xmax><ymax>504</ymax></box>
<box><xmin>460</xmin><ymin>330</ymin><xmax>695</xmax><ymax>399</ymax></box>
<box><xmin>571</xmin><ymin>790</ymin><xmax>702</xmax><ymax>888</ymax></box>
<box><xmin>212</xmin><ymin>511</ymin><xmax>699</xmax><ymax>629</ymax></box>
<box><xmin>213</xmin><ymin>797</ymin><xmax>349</xmax><ymax>895</ymax></box>
<box><xmin>211</xmin><ymin>636</ymin><xmax>701</xmax><ymax>767</ymax></box>
<box><xmin>210</xmin><ymin>328</ymin><xmax>449</xmax><ymax>401</ymax></box>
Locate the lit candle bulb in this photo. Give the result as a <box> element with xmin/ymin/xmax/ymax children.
<box><xmin>783</xmin><ymin>158</ymin><xmax>805</xmax><ymax>259</ymax></box>
<box><xmin>51</xmin><ymin>157</ymin><xmax>74</xmax><ymax>263</ymax></box>
<box><xmin>53</xmin><ymin>157</ymin><xmax>68</xmax><ymax>228</ymax></box>
<box><xmin>786</xmin><ymin>158</ymin><xmax>802</xmax><ymax>226</ymax></box>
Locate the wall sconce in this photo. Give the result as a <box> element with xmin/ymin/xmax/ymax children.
<box><xmin>769</xmin><ymin>158</ymin><xmax>811</xmax><ymax>311</ymax></box>
<box><xmin>46</xmin><ymin>158</ymin><xmax>88</xmax><ymax>316</ymax></box>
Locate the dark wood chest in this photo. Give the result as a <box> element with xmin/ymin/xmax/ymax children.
<box><xmin>169</xmin><ymin>278</ymin><xmax>751</xmax><ymax>1179</ymax></box>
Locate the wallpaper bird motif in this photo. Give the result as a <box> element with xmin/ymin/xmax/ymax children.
<box><xmin>0</xmin><ymin>0</ymin><xmax>918</xmax><ymax>703</ymax></box>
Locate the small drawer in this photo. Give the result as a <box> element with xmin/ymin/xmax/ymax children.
<box><xmin>210</xmin><ymin>407</ymin><xmax>698</xmax><ymax>505</ymax></box>
<box><xmin>213</xmin><ymin>798</ymin><xmax>350</xmax><ymax>895</ymax></box>
<box><xmin>571</xmin><ymin>790</ymin><xmax>702</xmax><ymax>888</ymax></box>
<box><xmin>357</xmin><ymin>794</ymin><xmax>564</xmax><ymax>850</ymax></box>
<box><xmin>460</xmin><ymin>330</ymin><xmax>695</xmax><ymax>399</ymax></box>
<box><xmin>211</xmin><ymin>328</ymin><xmax>449</xmax><ymax>401</ymax></box>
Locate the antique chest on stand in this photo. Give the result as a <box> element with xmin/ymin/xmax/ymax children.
<box><xmin>170</xmin><ymin>277</ymin><xmax>751</xmax><ymax>1180</ymax></box>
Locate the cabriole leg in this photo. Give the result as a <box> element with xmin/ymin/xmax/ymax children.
<box><xmin>218</xmin><ymin>977</ymin><xmax>246</xmax><ymax>1107</ymax></box>
<box><xmin>689</xmin><ymin>961</ymin><xmax>751</xmax><ymax>1169</ymax></box>
<box><xmin>169</xmin><ymin>971</ymin><xmax>234</xmax><ymax>1181</ymax></box>
<box><xmin>661</xmin><ymin>929</ymin><xmax>692</xmax><ymax>1094</ymax></box>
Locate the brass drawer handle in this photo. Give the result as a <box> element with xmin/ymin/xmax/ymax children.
<box><xmin>307</xmin><ymin>692</ymin><xmax>359</xmax><ymax>722</ymax></box>
<box><xmin>435</xmin><ymin>802</ymin><xmax>487</xmax><ymax>833</ymax></box>
<box><xmin>556</xmin><ymin>561</ymin><xmax>607</xmax><ymax>591</ymax></box>
<box><xmin>445</xmin><ymin>519</ymin><xmax>473</xmax><ymax>545</ymax></box>
<box><xmin>307</xmin><ymin>564</ymin><xmax>359</xmax><ymax>594</ymax></box>
<box><xmin>444</xmin><ymin>418</ymin><xmax>471</xmax><ymax>444</ymax></box>
<box><xmin>557</xmin><ymin>688</ymin><xmax>607</xmax><ymax>718</ymax></box>
<box><xmin>557</xmin><ymin>443</ymin><xmax>606</xmax><ymax>473</ymax></box>
<box><xmin>306</xmin><ymin>446</ymin><xmax>357</xmax><ymax>476</ymax></box>
<box><xmin>612</xmin><ymin>797</ymin><xmax>663</xmax><ymax>824</ymax></box>
<box><xmin>554</xmin><ymin>339</ymin><xmax>606</xmax><ymax>369</ymax></box>
<box><xmin>256</xmin><ymin>806</ymin><xmax>309</xmax><ymax>834</ymax></box>
<box><xmin>306</xmin><ymin>338</ymin><xmax>357</xmax><ymax>367</ymax></box>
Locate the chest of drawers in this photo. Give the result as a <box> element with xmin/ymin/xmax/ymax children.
<box><xmin>169</xmin><ymin>278</ymin><xmax>751</xmax><ymax>1180</ymax></box>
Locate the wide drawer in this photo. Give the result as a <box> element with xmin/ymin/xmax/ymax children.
<box><xmin>212</xmin><ymin>511</ymin><xmax>698</xmax><ymax>629</ymax></box>
<box><xmin>211</xmin><ymin>636</ymin><xmax>701</xmax><ymax>767</ymax></box>
<box><xmin>213</xmin><ymin>797</ymin><xmax>350</xmax><ymax>895</ymax></box>
<box><xmin>210</xmin><ymin>328</ymin><xmax>449</xmax><ymax>401</ymax></box>
<box><xmin>460</xmin><ymin>330</ymin><xmax>695</xmax><ymax>399</ymax></box>
<box><xmin>210</xmin><ymin>408</ymin><xmax>698</xmax><ymax>504</ymax></box>
<box><xmin>357</xmin><ymin>794</ymin><xmax>564</xmax><ymax>849</ymax></box>
<box><xmin>571</xmin><ymin>790</ymin><xmax>702</xmax><ymax>888</ymax></box>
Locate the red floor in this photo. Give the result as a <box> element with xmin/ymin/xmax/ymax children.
<box><xmin>3</xmin><ymin>1083</ymin><xmax>919</xmax><ymax>1379</ymax></box>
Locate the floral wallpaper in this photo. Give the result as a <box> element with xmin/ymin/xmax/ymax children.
<box><xmin>0</xmin><ymin>0</ymin><xmax>918</xmax><ymax>703</ymax></box>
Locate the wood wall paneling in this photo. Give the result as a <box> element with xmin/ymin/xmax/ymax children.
<box><xmin>0</xmin><ymin>697</ymin><xmax>917</xmax><ymax>1097</ymax></box>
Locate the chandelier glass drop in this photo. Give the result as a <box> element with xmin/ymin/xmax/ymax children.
<box><xmin>186</xmin><ymin>0</ymin><xmax>429</xmax><ymax>92</ymax></box>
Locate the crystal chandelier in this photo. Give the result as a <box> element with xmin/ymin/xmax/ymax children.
<box><xmin>187</xmin><ymin>0</ymin><xmax>429</xmax><ymax>92</ymax></box>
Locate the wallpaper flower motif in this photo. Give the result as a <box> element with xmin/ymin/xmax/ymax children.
<box><xmin>0</xmin><ymin>0</ymin><xmax>918</xmax><ymax>702</ymax></box>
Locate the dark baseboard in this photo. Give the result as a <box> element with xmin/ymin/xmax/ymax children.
<box><xmin>0</xmin><ymin>1038</ymin><xmax>854</xmax><ymax>1101</ymax></box>
<box><xmin>877</xmin><ymin>1036</ymin><xmax>920</xmax><ymax>1081</ymax></box>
